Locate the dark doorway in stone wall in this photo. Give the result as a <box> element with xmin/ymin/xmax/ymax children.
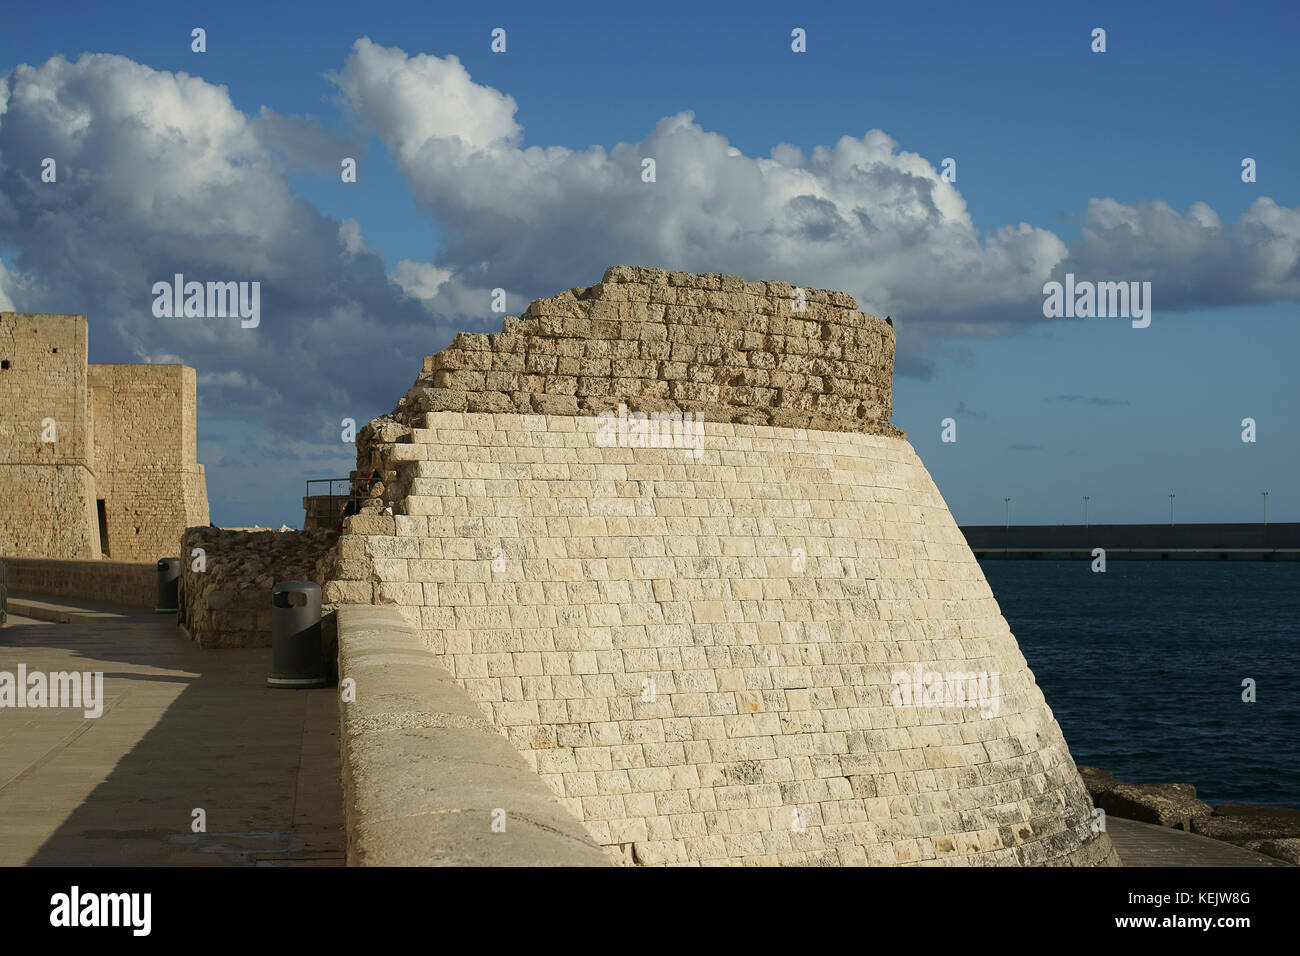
<box><xmin>96</xmin><ymin>499</ymin><xmax>110</xmax><ymax>557</ymax></box>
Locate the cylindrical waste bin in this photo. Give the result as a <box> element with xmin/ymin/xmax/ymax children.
<box><xmin>155</xmin><ymin>558</ymin><xmax>180</xmax><ymax>613</ymax></box>
<box><xmin>268</xmin><ymin>581</ymin><xmax>325</xmax><ymax>688</ymax></box>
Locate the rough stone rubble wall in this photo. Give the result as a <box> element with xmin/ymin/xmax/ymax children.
<box><xmin>89</xmin><ymin>364</ymin><xmax>209</xmax><ymax>560</ymax></box>
<box><xmin>178</xmin><ymin>527</ymin><xmax>337</xmax><ymax>648</ymax></box>
<box><xmin>0</xmin><ymin>313</ymin><xmax>100</xmax><ymax>558</ymax></box>
<box><xmin>328</xmin><ymin>409</ymin><xmax>1117</xmax><ymax>867</ymax></box>
<box><xmin>367</xmin><ymin>265</ymin><xmax>900</xmax><ymax>457</ymax></box>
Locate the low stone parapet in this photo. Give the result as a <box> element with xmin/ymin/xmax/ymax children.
<box><xmin>336</xmin><ymin>603</ymin><xmax>610</xmax><ymax>866</ymax></box>
<box><xmin>0</xmin><ymin>556</ymin><xmax>155</xmax><ymax>608</ymax></box>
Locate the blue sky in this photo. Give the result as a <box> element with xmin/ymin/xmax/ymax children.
<box><xmin>1</xmin><ymin>0</ymin><xmax>1296</xmax><ymax>527</ymax></box>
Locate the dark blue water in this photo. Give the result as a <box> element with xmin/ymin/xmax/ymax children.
<box><xmin>981</xmin><ymin>560</ymin><xmax>1300</xmax><ymax>809</ymax></box>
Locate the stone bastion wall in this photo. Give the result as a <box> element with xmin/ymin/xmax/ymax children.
<box><xmin>322</xmin><ymin>266</ymin><xmax>1116</xmax><ymax>867</ymax></box>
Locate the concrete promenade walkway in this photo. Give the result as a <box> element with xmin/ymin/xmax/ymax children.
<box><xmin>1107</xmin><ymin>817</ymin><xmax>1290</xmax><ymax>866</ymax></box>
<box><xmin>0</xmin><ymin>597</ymin><xmax>343</xmax><ymax>866</ymax></box>
<box><xmin>1</xmin><ymin>595</ymin><xmax>1288</xmax><ymax>868</ymax></box>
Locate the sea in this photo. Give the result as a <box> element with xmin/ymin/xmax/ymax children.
<box><xmin>980</xmin><ymin>559</ymin><xmax>1300</xmax><ymax>809</ymax></box>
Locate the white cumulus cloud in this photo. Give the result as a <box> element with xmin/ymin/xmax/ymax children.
<box><xmin>331</xmin><ymin>38</ymin><xmax>1300</xmax><ymax>345</ymax></box>
<box><xmin>0</xmin><ymin>51</ymin><xmax>451</xmax><ymax>435</ymax></box>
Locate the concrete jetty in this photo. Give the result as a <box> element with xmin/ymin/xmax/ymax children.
<box><xmin>962</xmin><ymin>522</ymin><xmax>1300</xmax><ymax>560</ymax></box>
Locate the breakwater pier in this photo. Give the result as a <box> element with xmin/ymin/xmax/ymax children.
<box><xmin>961</xmin><ymin>522</ymin><xmax>1300</xmax><ymax>560</ymax></box>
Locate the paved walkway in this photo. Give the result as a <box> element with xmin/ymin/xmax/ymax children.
<box><xmin>1107</xmin><ymin>817</ymin><xmax>1290</xmax><ymax>866</ymax></box>
<box><xmin>1</xmin><ymin>596</ymin><xmax>1289</xmax><ymax>868</ymax></box>
<box><xmin>0</xmin><ymin>598</ymin><xmax>343</xmax><ymax>866</ymax></box>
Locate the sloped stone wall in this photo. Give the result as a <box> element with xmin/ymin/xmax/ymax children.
<box><xmin>326</xmin><ymin>266</ymin><xmax>1116</xmax><ymax>867</ymax></box>
<box><xmin>328</xmin><ymin>410</ymin><xmax>1117</xmax><ymax>866</ymax></box>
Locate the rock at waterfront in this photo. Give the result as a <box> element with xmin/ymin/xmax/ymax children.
<box><xmin>1095</xmin><ymin>781</ymin><xmax>1213</xmax><ymax>830</ymax></box>
<box><xmin>1191</xmin><ymin>802</ymin><xmax>1300</xmax><ymax>844</ymax></box>
<box><xmin>1241</xmin><ymin>838</ymin><xmax>1300</xmax><ymax>865</ymax></box>
<box><xmin>1076</xmin><ymin>766</ymin><xmax>1117</xmax><ymax>799</ymax></box>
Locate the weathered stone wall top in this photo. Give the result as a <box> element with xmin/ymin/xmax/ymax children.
<box><xmin>383</xmin><ymin>266</ymin><xmax>901</xmax><ymax>440</ymax></box>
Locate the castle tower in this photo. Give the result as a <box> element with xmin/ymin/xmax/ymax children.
<box><xmin>0</xmin><ymin>312</ymin><xmax>209</xmax><ymax>560</ymax></box>
<box><xmin>326</xmin><ymin>267</ymin><xmax>1118</xmax><ymax>866</ymax></box>
<box><xmin>0</xmin><ymin>313</ymin><xmax>101</xmax><ymax>558</ymax></box>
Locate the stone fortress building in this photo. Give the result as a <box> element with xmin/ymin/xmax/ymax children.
<box><xmin>324</xmin><ymin>266</ymin><xmax>1120</xmax><ymax>866</ymax></box>
<box><xmin>0</xmin><ymin>312</ymin><xmax>209</xmax><ymax>561</ymax></box>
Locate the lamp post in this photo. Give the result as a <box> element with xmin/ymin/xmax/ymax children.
<box><xmin>1004</xmin><ymin>497</ymin><xmax>1012</xmax><ymax>529</ymax></box>
<box><xmin>1262</xmin><ymin>491</ymin><xmax>1269</xmax><ymax>527</ymax></box>
<box><xmin>1168</xmin><ymin>493</ymin><xmax>1175</xmax><ymax>527</ymax></box>
<box><xmin>1083</xmin><ymin>496</ymin><xmax>1090</xmax><ymax>528</ymax></box>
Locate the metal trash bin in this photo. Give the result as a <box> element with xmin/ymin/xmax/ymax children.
<box><xmin>268</xmin><ymin>581</ymin><xmax>325</xmax><ymax>688</ymax></box>
<box><xmin>155</xmin><ymin>557</ymin><xmax>180</xmax><ymax>613</ymax></box>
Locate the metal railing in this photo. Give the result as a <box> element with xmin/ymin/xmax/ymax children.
<box><xmin>305</xmin><ymin>477</ymin><xmax>369</xmax><ymax>529</ymax></box>
<box><xmin>1</xmin><ymin>556</ymin><xmax>7</xmax><ymax>626</ymax></box>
